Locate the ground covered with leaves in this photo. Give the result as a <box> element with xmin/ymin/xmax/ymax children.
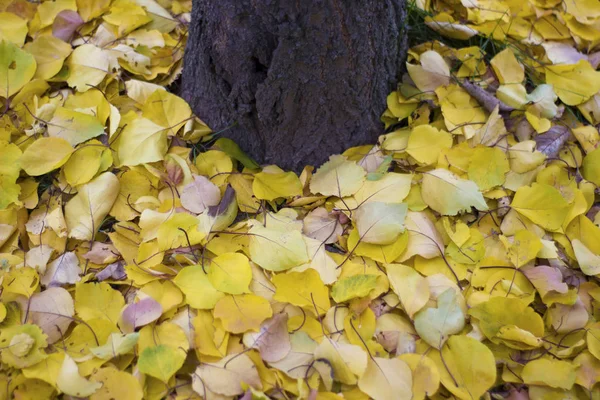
<box><xmin>1</xmin><ymin>0</ymin><xmax>600</xmax><ymax>399</ymax></box>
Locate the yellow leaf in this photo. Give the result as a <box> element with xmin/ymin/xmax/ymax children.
<box><xmin>355</xmin><ymin>202</ymin><xmax>407</xmax><ymax>245</ymax></box>
<box><xmin>387</xmin><ymin>263</ymin><xmax>429</xmax><ymax>318</ymax></box>
<box><xmin>248</xmin><ymin>222</ymin><xmax>309</xmax><ymax>271</ymax></box>
<box><xmin>103</xmin><ymin>0</ymin><xmax>152</xmax><ymax>36</ymax></box>
<box><xmin>501</xmin><ymin>230</ymin><xmax>543</xmax><ymax>268</ymax></box>
<box><xmin>21</xmin><ymin>137</ymin><xmax>74</xmax><ymax>177</ymax></box>
<box><xmin>468</xmin><ymin>146</ymin><xmax>509</xmax><ymax>191</ymax></box>
<box><xmin>208</xmin><ymin>252</ymin><xmax>252</xmax><ymax>295</ymax></box>
<box><xmin>546</xmin><ymin>60</ymin><xmax>600</xmax><ymax>106</ymax></box>
<box><xmin>511</xmin><ymin>183</ymin><xmax>569</xmax><ymax>232</ymax></box>
<box><xmin>406</xmin><ymin>125</ymin><xmax>452</xmax><ymax>166</ymax></box>
<box><xmin>137</xmin><ymin>344</ymin><xmax>186</xmax><ymax>383</ymax></box>
<box><xmin>406</xmin><ymin>50</ymin><xmax>450</xmax><ymax>92</ymax></box>
<box><xmin>229</xmin><ymin>173</ymin><xmax>261</xmax><ymax>213</ymax></box>
<box><xmin>142</xmin><ymin>90</ymin><xmax>191</xmax><ymax>135</ymax></box>
<box><xmin>522</xmin><ymin>358</ymin><xmax>576</xmax><ymax>389</ymax></box>
<box><xmin>310</xmin><ymin>154</ymin><xmax>366</xmax><ymax>197</ymax></box>
<box><xmin>48</xmin><ymin>107</ymin><xmax>105</xmax><ymax>146</ymax></box>
<box><xmin>193</xmin><ymin>310</ymin><xmax>229</xmax><ymax>357</ymax></box>
<box><xmin>109</xmin><ymin>169</ymin><xmax>158</xmax><ymax>222</ymax></box>
<box><xmin>331</xmin><ymin>274</ymin><xmax>379</xmax><ymax>303</ymax></box>
<box><xmin>173</xmin><ymin>265</ymin><xmax>225</xmax><ymax>309</ymax></box>
<box><xmin>195</xmin><ymin>150</ymin><xmax>233</xmax><ymax>186</ymax></box>
<box><xmin>430</xmin><ymin>335</ymin><xmax>496</xmax><ymax>400</ymax></box>
<box><xmin>572</xmin><ymin>239</ymin><xmax>600</xmax><ymax>276</ymax></box>
<box><xmin>138</xmin><ymin>322</ymin><xmax>189</xmax><ymax>354</ymax></box>
<box><xmin>400</xmin><ymin>211</ymin><xmax>444</xmax><ymax>261</ymax></box>
<box><xmin>22</xmin><ymin>352</ymin><xmax>65</xmax><ymax>388</ymax></box>
<box><xmin>353</xmin><ymin>172</ymin><xmax>412</xmax><ymax>205</ymax></box>
<box><xmin>357</xmin><ymin>357</ymin><xmax>413</xmax><ymax>400</ymax></box>
<box><xmin>490</xmin><ymin>48</ymin><xmax>524</xmax><ymax>84</ymax></box>
<box><xmin>253</xmin><ymin>170</ymin><xmax>302</xmax><ymax>200</ymax></box>
<box><xmin>314</xmin><ymin>339</ymin><xmax>368</xmax><ymax>385</ymax></box>
<box><xmin>471</xmin><ymin>105</ymin><xmax>507</xmax><ymax>146</ymax></box>
<box><xmin>214</xmin><ymin>294</ymin><xmax>273</xmax><ymax>333</ymax></box>
<box><xmin>0</xmin><ymin>12</ymin><xmax>27</xmax><ymax>46</ymax></box>
<box><xmin>469</xmin><ymin>297</ymin><xmax>544</xmax><ymax>349</ymax></box>
<box><xmin>90</xmin><ymin>332</ymin><xmax>139</xmax><ymax>360</ymax></box>
<box><xmin>139</xmin><ymin>280</ymin><xmax>183</xmax><ymax>314</ymax></box>
<box><xmin>587</xmin><ymin>328</ymin><xmax>600</xmax><ymax>361</ymax></box>
<box><xmin>272</xmin><ymin>269</ymin><xmax>330</xmax><ymax>315</ymax></box>
<box><xmin>446</xmin><ymin>228</ymin><xmax>484</xmax><ymax>265</ymax></box>
<box><xmin>57</xmin><ymin>355</ymin><xmax>102</xmax><ymax>397</ymax></box>
<box><xmin>421</xmin><ymin>168</ymin><xmax>488</xmax><ymax>215</ymax></box>
<box><xmin>24</xmin><ymin>36</ymin><xmax>72</xmax><ymax>80</ymax></box>
<box><xmin>90</xmin><ymin>368</ymin><xmax>143</xmax><ymax>400</ymax></box>
<box><xmin>436</xmin><ymin>84</ymin><xmax>487</xmax><ymax>138</ymax></box>
<box><xmin>75</xmin><ymin>282</ymin><xmax>125</xmax><ymax>324</ymax></box>
<box><xmin>65</xmin><ymin>172</ymin><xmax>120</xmax><ymax>240</ymax></box>
<box><xmin>508</xmin><ymin>140</ymin><xmax>546</xmax><ymax>173</ymax></box>
<box><xmin>347</xmin><ymin>228</ymin><xmax>408</xmax><ymax>264</ymax></box>
<box><xmin>414</xmin><ymin>288</ymin><xmax>465</xmax><ymax>348</ymax></box>
<box><xmin>117</xmin><ymin>117</ymin><xmax>168</xmax><ymax>166</ymax></box>
<box><xmin>2</xmin><ymin>267</ymin><xmax>39</xmax><ymax>299</ymax></box>
<box><xmin>0</xmin><ymin>39</ymin><xmax>36</xmax><ymax>98</ymax></box>
<box><xmin>66</xmin><ymin>44</ymin><xmax>109</xmax><ymax>93</ymax></box>
<box><xmin>0</xmin><ymin>324</ymin><xmax>47</xmax><ymax>368</ymax></box>
<box><xmin>156</xmin><ymin>212</ymin><xmax>204</xmax><ymax>251</ymax></box>
<box><xmin>63</xmin><ymin>140</ymin><xmax>110</xmax><ymax>186</ymax></box>
<box><xmin>583</xmin><ymin>147</ymin><xmax>600</xmax><ymax>186</ymax></box>
<box><xmin>398</xmin><ymin>353</ymin><xmax>440</xmax><ymax>400</ymax></box>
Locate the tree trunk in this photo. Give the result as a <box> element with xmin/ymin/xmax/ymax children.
<box><xmin>182</xmin><ymin>0</ymin><xmax>408</xmax><ymax>171</ymax></box>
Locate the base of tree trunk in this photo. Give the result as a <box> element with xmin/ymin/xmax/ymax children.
<box><xmin>182</xmin><ymin>0</ymin><xmax>408</xmax><ymax>171</ymax></box>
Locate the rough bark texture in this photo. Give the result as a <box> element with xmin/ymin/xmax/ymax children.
<box><xmin>182</xmin><ymin>0</ymin><xmax>408</xmax><ymax>171</ymax></box>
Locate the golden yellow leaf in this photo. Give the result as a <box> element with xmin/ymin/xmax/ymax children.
<box><xmin>64</xmin><ymin>172</ymin><xmax>120</xmax><ymax>240</ymax></box>
<box><xmin>253</xmin><ymin>170</ymin><xmax>303</xmax><ymax>201</ymax></box>
<box><xmin>0</xmin><ymin>39</ymin><xmax>36</xmax><ymax>98</ymax></box>
<box><xmin>406</xmin><ymin>125</ymin><xmax>452</xmax><ymax>166</ymax></box>
<box><xmin>272</xmin><ymin>269</ymin><xmax>330</xmax><ymax>315</ymax></box>
<box><xmin>546</xmin><ymin>60</ymin><xmax>600</xmax><ymax>106</ymax></box>
<box><xmin>430</xmin><ymin>335</ymin><xmax>496</xmax><ymax>400</ymax></box>
<box><xmin>21</xmin><ymin>137</ymin><xmax>74</xmax><ymax>177</ymax></box>
<box><xmin>214</xmin><ymin>294</ymin><xmax>273</xmax><ymax>333</ymax></box>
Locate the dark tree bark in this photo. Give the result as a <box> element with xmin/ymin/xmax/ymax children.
<box><xmin>182</xmin><ymin>0</ymin><xmax>408</xmax><ymax>171</ymax></box>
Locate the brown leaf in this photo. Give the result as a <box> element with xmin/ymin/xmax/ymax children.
<box><xmin>83</xmin><ymin>242</ymin><xmax>119</xmax><ymax>264</ymax></box>
<box><xmin>534</xmin><ymin>125</ymin><xmax>571</xmax><ymax>158</ymax></box>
